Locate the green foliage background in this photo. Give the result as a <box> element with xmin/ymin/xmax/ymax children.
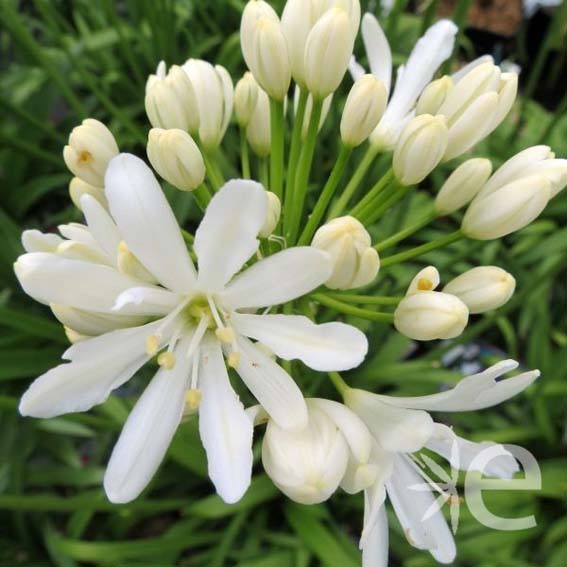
<box><xmin>0</xmin><ymin>0</ymin><xmax>565</xmax><ymax>565</ymax></box>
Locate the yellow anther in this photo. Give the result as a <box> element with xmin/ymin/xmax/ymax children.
<box><xmin>417</xmin><ymin>277</ymin><xmax>434</xmax><ymax>291</ymax></box>
<box><xmin>64</xmin><ymin>326</ymin><xmax>87</xmax><ymax>344</ymax></box>
<box><xmin>78</xmin><ymin>150</ymin><xmax>93</xmax><ymax>165</ymax></box>
<box><xmin>158</xmin><ymin>351</ymin><xmax>176</xmax><ymax>370</ymax></box>
<box><xmin>185</xmin><ymin>389</ymin><xmax>202</xmax><ymax>409</ymax></box>
<box><xmin>215</xmin><ymin>326</ymin><xmax>235</xmax><ymax>343</ymax></box>
<box><xmin>118</xmin><ymin>240</ymin><xmax>129</xmax><ymax>254</ymax></box>
<box><xmin>145</xmin><ymin>335</ymin><xmax>160</xmax><ymax>356</ymax></box>
<box><xmin>228</xmin><ymin>351</ymin><xmax>240</xmax><ymax>368</ymax></box>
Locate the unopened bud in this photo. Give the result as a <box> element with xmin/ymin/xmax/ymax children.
<box><xmin>69</xmin><ymin>177</ymin><xmax>107</xmax><ymax>211</ymax></box>
<box><xmin>488</xmin><ymin>72</ymin><xmax>518</xmax><ymax>134</ymax></box>
<box><xmin>435</xmin><ymin>158</ymin><xmax>493</xmax><ymax>215</ymax></box>
<box><xmin>394</xmin><ymin>291</ymin><xmax>469</xmax><ymax>341</ymax></box>
<box><xmin>234</xmin><ymin>72</ymin><xmax>260</xmax><ymax>127</ymax></box>
<box><xmin>443</xmin><ymin>266</ymin><xmax>516</xmax><ymax>314</ymax></box>
<box><xmin>340</xmin><ymin>75</ymin><xmax>387</xmax><ymax>147</ymax></box>
<box><xmin>246</xmin><ymin>87</ymin><xmax>271</xmax><ymax>157</ymax></box>
<box><xmin>259</xmin><ymin>192</ymin><xmax>281</xmax><ymax>237</ymax></box>
<box><xmin>393</xmin><ymin>114</ymin><xmax>448</xmax><ymax>185</ymax></box>
<box><xmin>416</xmin><ymin>76</ymin><xmax>454</xmax><ymax>116</ymax></box>
<box><xmin>63</xmin><ymin>119</ymin><xmax>119</xmax><ymax>187</ymax></box>
<box><xmin>298</xmin><ymin>89</ymin><xmax>333</xmax><ymax>139</ymax></box>
<box><xmin>312</xmin><ymin>216</ymin><xmax>379</xmax><ymax>290</ymax></box>
<box><xmin>406</xmin><ymin>266</ymin><xmax>440</xmax><ymax>295</ymax></box>
<box><xmin>147</xmin><ymin>128</ymin><xmax>205</xmax><ymax>191</ymax></box>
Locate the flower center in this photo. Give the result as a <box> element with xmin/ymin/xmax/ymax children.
<box><xmin>78</xmin><ymin>150</ymin><xmax>93</xmax><ymax>165</ymax></box>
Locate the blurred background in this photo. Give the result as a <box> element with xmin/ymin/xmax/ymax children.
<box><xmin>0</xmin><ymin>0</ymin><xmax>565</xmax><ymax>565</ymax></box>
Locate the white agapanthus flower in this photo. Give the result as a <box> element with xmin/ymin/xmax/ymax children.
<box><xmin>15</xmin><ymin>153</ymin><xmax>368</xmax><ymax>505</ymax></box>
<box><xmin>344</xmin><ymin>360</ymin><xmax>540</xmax><ymax>566</ymax></box>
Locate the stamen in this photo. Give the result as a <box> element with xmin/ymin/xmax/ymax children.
<box><xmin>190</xmin><ymin>347</ymin><xmax>200</xmax><ymax>390</ymax></box>
<box><xmin>186</xmin><ymin>316</ymin><xmax>209</xmax><ymax>360</ymax></box>
<box><xmin>228</xmin><ymin>351</ymin><xmax>240</xmax><ymax>368</ymax></box>
<box><xmin>158</xmin><ymin>351</ymin><xmax>176</xmax><ymax>369</ymax></box>
<box><xmin>185</xmin><ymin>389</ymin><xmax>202</xmax><ymax>409</ymax></box>
<box><xmin>207</xmin><ymin>295</ymin><xmax>226</xmax><ymax>328</ymax></box>
<box><xmin>215</xmin><ymin>326</ymin><xmax>235</xmax><ymax>343</ymax></box>
<box><xmin>146</xmin><ymin>335</ymin><xmax>160</xmax><ymax>356</ymax></box>
<box><xmin>417</xmin><ymin>277</ymin><xmax>434</xmax><ymax>291</ymax></box>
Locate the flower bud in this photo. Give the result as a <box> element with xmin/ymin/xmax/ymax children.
<box><xmin>416</xmin><ymin>76</ymin><xmax>454</xmax><ymax>116</ymax></box>
<box><xmin>394</xmin><ymin>291</ymin><xmax>469</xmax><ymax>341</ymax></box>
<box><xmin>241</xmin><ymin>4</ymin><xmax>291</xmax><ymax>101</ymax></box>
<box><xmin>240</xmin><ymin>0</ymin><xmax>279</xmax><ymax>64</ymax></box>
<box><xmin>406</xmin><ymin>266</ymin><xmax>440</xmax><ymax>295</ymax></box>
<box><xmin>246</xmin><ymin>87</ymin><xmax>271</xmax><ymax>157</ymax></box>
<box><xmin>393</xmin><ymin>114</ymin><xmax>448</xmax><ymax>185</ymax></box>
<box><xmin>462</xmin><ymin>175</ymin><xmax>551</xmax><ymax>240</ymax></box>
<box><xmin>443</xmin><ymin>266</ymin><xmax>516</xmax><ymax>314</ymax></box>
<box><xmin>340</xmin><ymin>75</ymin><xmax>387</xmax><ymax>147</ymax></box>
<box><xmin>69</xmin><ymin>177</ymin><xmax>107</xmax><ymax>211</ymax></box>
<box><xmin>234</xmin><ymin>72</ymin><xmax>259</xmax><ymax>127</ymax></box>
<box><xmin>435</xmin><ymin>158</ymin><xmax>493</xmax><ymax>215</ymax></box>
<box><xmin>63</xmin><ymin>119</ymin><xmax>119</xmax><ymax>187</ymax></box>
<box><xmin>312</xmin><ymin>216</ymin><xmax>380</xmax><ymax>290</ymax></box>
<box><xmin>489</xmin><ymin>72</ymin><xmax>518</xmax><ymax>133</ymax></box>
<box><xmin>304</xmin><ymin>8</ymin><xmax>355</xmax><ymax>100</ymax></box>
<box><xmin>259</xmin><ymin>191</ymin><xmax>281</xmax><ymax>237</ymax></box>
<box><xmin>146</xmin><ymin>128</ymin><xmax>205</xmax><ymax>191</ymax></box>
<box><xmin>296</xmin><ymin>88</ymin><xmax>333</xmax><ymax>139</ymax></box>
<box><xmin>144</xmin><ymin>64</ymin><xmax>198</xmax><ymax>133</ymax></box>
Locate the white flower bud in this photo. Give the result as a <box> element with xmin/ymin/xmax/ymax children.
<box><xmin>462</xmin><ymin>175</ymin><xmax>551</xmax><ymax>240</ymax></box>
<box><xmin>340</xmin><ymin>75</ymin><xmax>387</xmax><ymax>147</ymax></box>
<box><xmin>241</xmin><ymin>3</ymin><xmax>291</xmax><ymax>101</ymax></box>
<box><xmin>312</xmin><ymin>216</ymin><xmax>380</xmax><ymax>290</ymax></box>
<box><xmin>259</xmin><ymin>191</ymin><xmax>281</xmax><ymax>237</ymax></box>
<box><xmin>183</xmin><ymin>59</ymin><xmax>234</xmax><ymax>150</ymax></box>
<box><xmin>489</xmin><ymin>72</ymin><xmax>518</xmax><ymax>133</ymax></box>
<box><xmin>144</xmin><ymin>64</ymin><xmax>198</xmax><ymax>133</ymax></box>
<box><xmin>63</xmin><ymin>119</ymin><xmax>119</xmax><ymax>187</ymax></box>
<box><xmin>393</xmin><ymin>114</ymin><xmax>449</xmax><ymax>185</ymax></box>
<box><xmin>443</xmin><ymin>266</ymin><xmax>516</xmax><ymax>314</ymax></box>
<box><xmin>234</xmin><ymin>72</ymin><xmax>259</xmax><ymax>127</ymax></box>
<box><xmin>304</xmin><ymin>8</ymin><xmax>355</xmax><ymax>100</ymax></box>
<box><xmin>295</xmin><ymin>88</ymin><xmax>333</xmax><ymax>138</ymax></box>
<box><xmin>246</xmin><ymin>87</ymin><xmax>271</xmax><ymax>157</ymax></box>
<box><xmin>69</xmin><ymin>177</ymin><xmax>107</xmax><ymax>211</ymax></box>
<box><xmin>406</xmin><ymin>266</ymin><xmax>440</xmax><ymax>295</ymax></box>
<box><xmin>416</xmin><ymin>76</ymin><xmax>454</xmax><ymax>116</ymax></box>
<box><xmin>394</xmin><ymin>291</ymin><xmax>469</xmax><ymax>341</ymax></box>
<box><xmin>147</xmin><ymin>129</ymin><xmax>205</xmax><ymax>191</ymax></box>
<box><xmin>435</xmin><ymin>158</ymin><xmax>493</xmax><ymax>215</ymax></box>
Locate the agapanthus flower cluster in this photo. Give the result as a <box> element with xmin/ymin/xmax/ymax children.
<box><xmin>15</xmin><ymin>0</ymin><xmax>566</xmax><ymax>564</ymax></box>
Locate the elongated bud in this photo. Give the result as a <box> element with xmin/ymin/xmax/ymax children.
<box><xmin>312</xmin><ymin>216</ymin><xmax>379</xmax><ymax>290</ymax></box>
<box><xmin>406</xmin><ymin>266</ymin><xmax>440</xmax><ymax>295</ymax></box>
<box><xmin>488</xmin><ymin>72</ymin><xmax>518</xmax><ymax>134</ymax></box>
<box><xmin>297</xmin><ymin>89</ymin><xmax>333</xmax><ymax>139</ymax></box>
<box><xmin>304</xmin><ymin>9</ymin><xmax>355</xmax><ymax>100</ymax></box>
<box><xmin>259</xmin><ymin>192</ymin><xmax>281</xmax><ymax>237</ymax></box>
<box><xmin>416</xmin><ymin>76</ymin><xmax>454</xmax><ymax>116</ymax></box>
<box><xmin>340</xmin><ymin>75</ymin><xmax>387</xmax><ymax>147</ymax></box>
<box><xmin>443</xmin><ymin>266</ymin><xmax>516</xmax><ymax>314</ymax></box>
<box><xmin>144</xmin><ymin>64</ymin><xmax>198</xmax><ymax>133</ymax></box>
<box><xmin>394</xmin><ymin>291</ymin><xmax>469</xmax><ymax>341</ymax></box>
<box><xmin>69</xmin><ymin>177</ymin><xmax>107</xmax><ymax>211</ymax></box>
<box><xmin>241</xmin><ymin>3</ymin><xmax>291</xmax><ymax>101</ymax></box>
<box><xmin>63</xmin><ymin>119</ymin><xmax>119</xmax><ymax>187</ymax></box>
<box><xmin>240</xmin><ymin>0</ymin><xmax>279</xmax><ymax>64</ymax></box>
<box><xmin>246</xmin><ymin>87</ymin><xmax>271</xmax><ymax>157</ymax></box>
<box><xmin>462</xmin><ymin>175</ymin><xmax>551</xmax><ymax>240</ymax></box>
<box><xmin>393</xmin><ymin>114</ymin><xmax>448</xmax><ymax>185</ymax></box>
<box><xmin>146</xmin><ymin>128</ymin><xmax>205</xmax><ymax>191</ymax></box>
<box><xmin>435</xmin><ymin>158</ymin><xmax>493</xmax><ymax>215</ymax></box>
<box><xmin>234</xmin><ymin>72</ymin><xmax>259</xmax><ymax>127</ymax></box>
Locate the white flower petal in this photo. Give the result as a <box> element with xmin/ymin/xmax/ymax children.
<box><xmin>80</xmin><ymin>195</ymin><xmax>121</xmax><ymax>263</ymax></box>
<box><xmin>19</xmin><ymin>320</ymin><xmax>164</xmax><ymax>418</ymax></box>
<box><xmin>198</xmin><ymin>335</ymin><xmax>253</xmax><ymax>504</ymax></box>
<box><xmin>362</xmin><ymin>501</ymin><xmax>388</xmax><ymax>567</ymax></box>
<box><xmin>234</xmin><ymin>336</ymin><xmax>308</xmax><ymax>431</ymax></box>
<box><xmin>348</xmin><ymin>55</ymin><xmax>366</xmax><ymax>81</ymax></box>
<box><xmin>375</xmin><ymin>360</ymin><xmax>540</xmax><ymax>412</ymax></box>
<box><xmin>113</xmin><ymin>286</ymin><xmax>182</xmax><ymax>316</ymax></box>
<box><xmin>194</xmin><ymin>179</ymin><xmax>267</xmax><ymax>292</ymax></box>
<box><xmin>104</xmin><ymin>335</ymin><xmax>193</xmax><ymax>503</ymax></box>
<box><xmin>231</xmin><ymin>313</ymin><xmax>367</xmax><ymax>371</ymax></box>
<box><xmin>451</xmin><ymin>55</ymin><xmax>494</xmax><ymax>82</ymax></box>
<box><xmin>361</xmin><ymin>13</ymin><xmax>392</xmax><ymax>93</ymax></box>
<box><xmin>221</xmin><ymin>247</ymin><xmax>331</xmax><ymax>309</ymax></box>
<box><xmin>22</xmin><ymin>230</ymin><xmax>63</xmax><ymax>253</ymax></box>
<box><xmin>105</xmin><ymin>153</ymin><xmax>196</xmax><ymax>293</ymax></box>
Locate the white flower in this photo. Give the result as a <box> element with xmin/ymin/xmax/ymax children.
<box><xmin>234</xmin><ymin>72</ymin><xmax>260</xmax><ymax>128</ymax></box>
<box><xmin>15</xmin><ymin>154</ymin><xmax>368</xmax><ymax>505</ymax></box>
<box><xmin>246</xmin><ymin>85</ymin><xmax>272</xmax><ymax>157</ymax></box>
<box><xmin>344</xmin><ymin>360</ymin><xmax>540</xmax><ymax>566</ymax></box>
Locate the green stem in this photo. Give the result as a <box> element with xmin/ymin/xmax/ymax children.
<box><xmin>288</xmin><ymin>99</ymin><xmax>323</xmax><ymax>244</ymax></box>
<box><xmin>259</xmin><ymin>158</ymin><xmax>269</xmax><ymax>189</ymax></box>
<box><xmin>192</xmin><ymin>184</ymin><xmax>211</xmax><ymax>211</ymax></box>
<box><xmin>420</xmin><ymin>0</ymin><xmax>441</xmax><ymax>35</ymax></box>
<box><xmin>360</xmin><ymin>183</ymin><xmax>412</xmax><ymax>225</ymax></box>
<box><xmin>239</xmin><ymin>128</ymin><xmax>251</xmax><ymax>179</ymax></box>
<box><xmin>349</xmin><ymin>168</ymin><xmax>394</xmax><ymax>218</ymax></box>
<box><xmin>328</xmin><ymin>145</ymin><xmax>379</xmax><ymax>219</ymax></box>
<box><xmin>269</xmin><ymin>98</ymin><xmax>285</xmax><ymax>200</ymax></box>
<box><xmin>386</xmin><ymin>0</ymin><xmax>411</xmax><ymax>37</ymax></box>
<box><xmin>181</xmin><ymin>228</ymin><xmax>194</xmax><ymax>246</ymax></box>
<box><xmin>375</xmin><ymin>211</ymin><xmax>437</xmax><ymax>251</ymax></box>
<box><xmin>0</xmin><ymin>135</ymin><xmax>62</xmax><ymax>167</ymax></box>
<box><xmin>328</xmin><ymin>372</ymin><xmax>349</xmax><ymax>396</ymax></box>
<box><xmin>312</xmin><ymin>293</ymin><xmax>395</xmax><ymax>323</ymax></box>
<box><xmin>325</xmin><ymin>293</ymin><xmax>402</xmax><ymax>306</ymax></box>
<box><xmin>298</xmin><ymin>145</ymin><xmax>352</xmax><ymax>246</ymax></box>
<box><xmin>380</xmin><ymin>229</ymin><xmax>464</xmax><ymax>267</ymax></box>
<box><xmin>203</xmin><ymin>152</ymin><xmax>224</xmax><ymax>191</ymax></box>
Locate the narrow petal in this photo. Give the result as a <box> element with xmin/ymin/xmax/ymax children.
<box><xmin>374</xmin><ymin>360</ymin><xmax>540</xmax><ymax>412</ymax></box>
<box><xmin>19</xmin><ymin>320</ymin><xmax>165</xmax><ymax>418</ymax></box>
<box><xmin>348</xmin><ymin>55</ymin><xmax>366</xmax><ymax>81</ymax></box>
<box><xmin>113</xmin><ymin>286</ymin><xmax>182</xmax><ymax>316</ymax></box>
<box><xmin>22</xmin><ymin>230</ymin><xmax>63</xmax><ymax>253</ymax></box>
<box><xmin>451</xmin><ymin>54</ymin><xmax>494</xmax><ymax>82</ymax></box>
<box><xmin>231</xmin><ymin>313</ymin><xmax>367</xmax><ymax>371</ymax></box>
<box><xmin>80</xmin><ymin>195</ymin><xmax>121</xmax><ymax>263</ymax></box>
<box><xmin>194</xmin><ymin>179</ymin><xmax>267</xmax><ymax>292</ymax></box>
<box><xmin>233</xmin><ymin>336</ymin><xmax>308</xmax><ymax>431</ymax></box>
<box><xmin>104</xmin><ymin>335</ymin><xmax>193</xmax><ymax>503</ymax></box>
<box><xmin>362</xmin><ymin>501</ymin><xmax>389</xmax><ymax>567</ymax></box>
<box><xmin>221</xmin><ymin>248</ymin><xmax>331</xmax><ymax>309</ymax></box>
<box><xmin>361</xmin><ymin>13</ymin><xmax>392</xmax><ymax>93</ymax></box>
<box><xmin>198</xmin><ymin>335</ymin><xmax>253</xmax><ymax>503</ymax></box>
<box><xmin>105</xmin><ymin>153</ymin><xmax>196</xmax><ymax>293</ymax></box>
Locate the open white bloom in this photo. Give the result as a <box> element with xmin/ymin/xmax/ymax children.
<box><xmin>15</xmin><ymin>154</ymin><xmax>368</xmax><ymax>505</ymax></box>
<box><xmin>344</xmin><ymin>360</ymin><xmax>540</xmax><ymax>566</ymax></box>
<box><xmin>350</xmin><ymin>14</ymin><xmax>457</xmax><ymax>150</ymax></box>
